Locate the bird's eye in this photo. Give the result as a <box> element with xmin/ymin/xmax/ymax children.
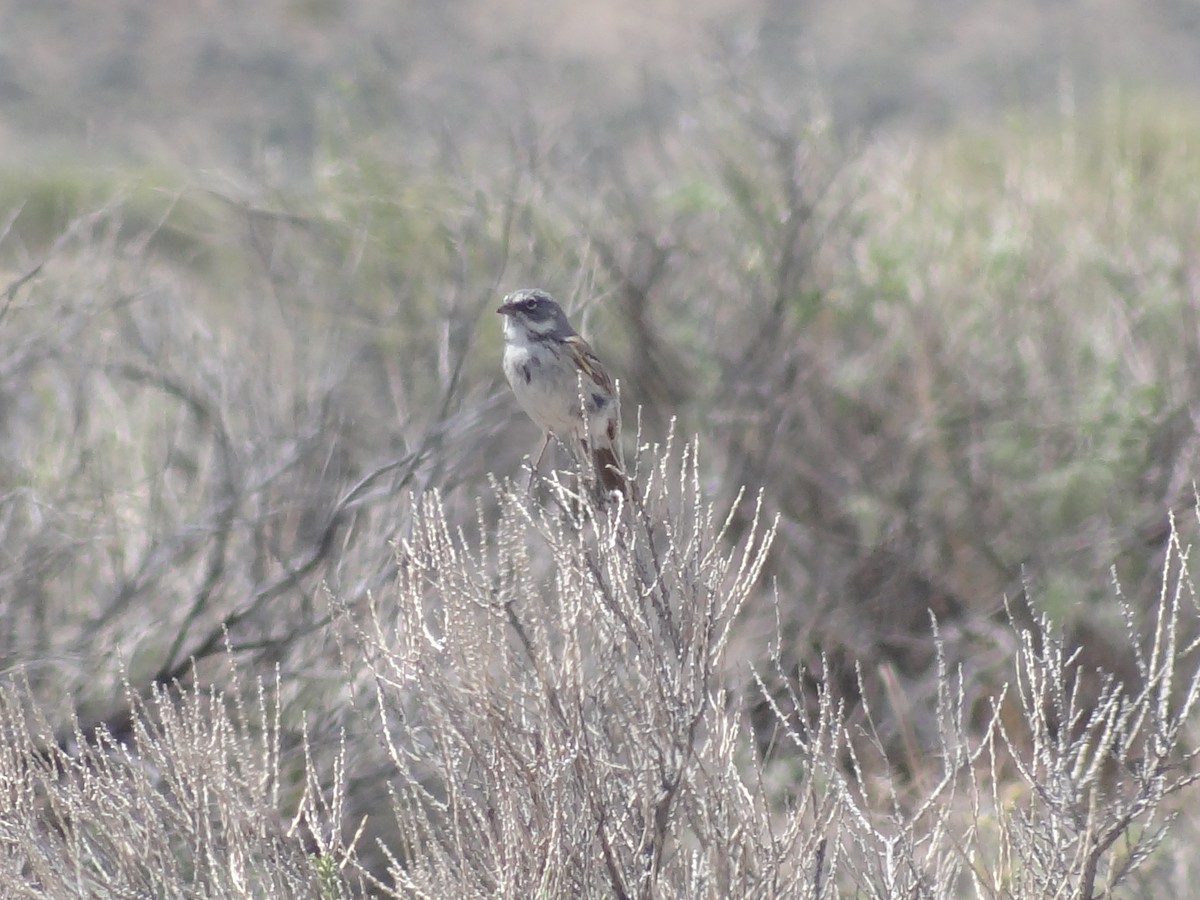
<box><xmin>524</xmin><ymin>298</ymin><xmax>537</xmax><ymax>310</ymax></box>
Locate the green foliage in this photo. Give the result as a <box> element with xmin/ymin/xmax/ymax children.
<box><xmin>816</xmin><ymin>96</ymin><xmax>1200</xmax><ymax>610</ymax></box>
<box><xmin>0</xmin><ymin>167</ymin><xmax>224</xmax><ymax>272</ymax></box>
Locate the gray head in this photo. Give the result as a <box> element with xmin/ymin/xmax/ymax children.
<box><xmin>496</xmin><ymin>288</ymin><xmax>576</xmax><ymax>339</ymax></box>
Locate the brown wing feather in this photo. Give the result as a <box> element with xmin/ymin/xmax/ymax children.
<box><xmin>562</xmin><ymin>334</ymin><xmax>634</xmax><ymax>501</ymax></box>
<box><xmin>563</xmin><ymin>334</ymin><xmax>615</xmax><ymax>395</ymax></box>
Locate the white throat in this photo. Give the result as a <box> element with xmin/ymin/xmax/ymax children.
<box><xmin>504</xmin><ymin>316</ymin><xmax>557</xmax><ymax>345</ymax></box>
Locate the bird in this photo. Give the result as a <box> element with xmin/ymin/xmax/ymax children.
<box><xmin>497</xmin><ymin>288</ymin><xmax>629</xmax><ymax>500</ymax></box>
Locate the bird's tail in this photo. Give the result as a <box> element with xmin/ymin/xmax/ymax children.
<box><xmin>592</xmin><ymin>444</ymin><xmax>634</xmax><ymax>502</ymax></box>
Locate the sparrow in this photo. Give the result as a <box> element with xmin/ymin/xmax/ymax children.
<box><xmin>497</xmin><ymin>288</ymin><xmax>629</xmax><ymax>499</ymax></box>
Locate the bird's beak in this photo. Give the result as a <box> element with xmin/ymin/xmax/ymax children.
<box><xmin>496</xmin><ymin>301</ymin><xmax>516</xmax><ymax>316</ymax></box>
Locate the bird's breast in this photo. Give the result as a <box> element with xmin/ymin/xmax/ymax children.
<box><xmin>502</xmin><ymin>342</ymin><xmax>580</xmax><ymax>434</ymax></box>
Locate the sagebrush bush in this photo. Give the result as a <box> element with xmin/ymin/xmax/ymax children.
<box><xmin>2</xmin><ymin>445</ymin><xmax>1198</xmax><ymax>897</ymax></box>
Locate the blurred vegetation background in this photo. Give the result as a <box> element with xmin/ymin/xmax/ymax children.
<box><xmin>5</xmin><ymin>0</ymin><xmax>1200</xmax><ymax>165</ymax></box>
<box><xmin>3</xmin><ymin>0</ymin><xmax>1200</xmax><ymax>894</ymax></box>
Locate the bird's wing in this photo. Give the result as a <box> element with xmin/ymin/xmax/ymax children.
<box><xmin>563</xmin><ymin>334</ymin><xmax>615</xmax><ymax>395</ymax></box>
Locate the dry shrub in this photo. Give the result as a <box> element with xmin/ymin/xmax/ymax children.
<box><xmin>1</xmin><ymin>440</ymin><xmax>1198</xmax><ymax>897</ymax></box>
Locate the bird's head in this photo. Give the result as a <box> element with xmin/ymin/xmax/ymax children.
<box><xmin>497</xmin><ymin>289</ymin><xmax>575</xmax><ymax>339</ymax></box>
